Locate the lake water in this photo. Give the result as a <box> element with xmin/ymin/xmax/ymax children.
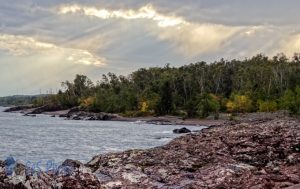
<box><xmin>0</xmin><ymin>107</ymin><xmax>204</xmax><ymax>165</ymax></box>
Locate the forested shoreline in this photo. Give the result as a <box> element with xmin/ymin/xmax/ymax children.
<box><xmin>29</xmin><ymin>54</ymin><xmax>300</xmax><ymax>118</ymax></box>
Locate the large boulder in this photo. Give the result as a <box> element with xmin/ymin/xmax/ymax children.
<box><xmin>173</xmin><ymin>127</ymin><xmax>191</xmax><ymax>134</ymax></box>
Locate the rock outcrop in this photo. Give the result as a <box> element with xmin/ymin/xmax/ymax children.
<box><xmin>4</xmin><ymin>105</ymin><xmax>119</xmax><ymax>121</ymax></box>
<box><xmin>0</xmin><ymin>118</ymin><xmax>299</xmax><ymax>188</ymax></box>
<box><xmin>4</xmin><ymin>105</ymin><xmax>33</xmax><ymax>112</ymax></box>
<box><xmin>64</xmin><ymin>110</ymin><xmax>118</xmax><ymax>121</ymax></box>
<box><xmin>29</xmin><ymin>105</ymin><xmax>63</xmax><ymax>114</ymax></box>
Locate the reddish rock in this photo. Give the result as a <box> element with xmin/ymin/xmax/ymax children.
<box><xmin>0</xmin><ymin>118</ymin><xmax>299</xmax><ymax>188</ymax></box>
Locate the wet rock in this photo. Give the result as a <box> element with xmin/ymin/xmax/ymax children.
<box><xmin>62</xmin><ymin>159</ymin><xmax>84</xmax><ymax>169</ymax></box>
<box><xmin>66</xmin><ymin>111</ymin><xmax>117</xmax><ymax>121</ymax></box>
<box><xmin>23</xmin><ymin>114</ymin><xmax>36</xmax><ymax>117</ymax></box>
<box><xmin>4</xmin><ymin>156</ymin><xmax>16</xmax><ymax>167</ymax></box>
<box><xmin>173</xmin><ymin>127</ymin><xmax>191</xmax><ymax>134</ymax></box>
<box><xmin>72</xmin><ymin>115</ymin><xmax>81</xmax><ymax>120</ymax></box>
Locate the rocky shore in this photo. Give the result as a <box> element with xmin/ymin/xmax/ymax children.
<box><xmin>4</xmin><ymin>106</ymin><xmax>225</xmax><ymax>126</ymax></box>
<box><xmin>0</xmin><ymin>117</ymin><xmax>299</xmax><ymax>188</ymax></box>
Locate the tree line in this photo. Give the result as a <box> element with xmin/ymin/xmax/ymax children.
<box><xmin>35</xmin><ymin>54</ymin><xmax>300</xmax><ymax>118</ymax></box>
<box><xmin>0</xmin><ymin>95</ymin><xmax>43</xmax><ymax>106</ymax></box>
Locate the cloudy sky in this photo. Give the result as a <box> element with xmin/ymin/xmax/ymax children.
<box><xmin>0</xmin><ymin>0</ymin><xmax>300</xmax><ymax>96</ymax></box>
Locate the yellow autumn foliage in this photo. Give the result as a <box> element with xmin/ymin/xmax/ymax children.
<box><xmin>140</xmin><ymin>101</ymin><xmax>149</xmax><ymax>112</ymax></box>
<box><xmin>81</xmin><ymin>97</ymin><xmax>95</xmax><ymax>107</ymax></box>
<box><xmin>226</xmin><ymin>95</ymin><xmax>252</xmax><ymax>113</ymax></box>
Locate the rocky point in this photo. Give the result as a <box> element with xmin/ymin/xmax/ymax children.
<box><xmin>0</xmin><ymin>118</ymin><xmax>299</xmax><ymax>189</ymax></box>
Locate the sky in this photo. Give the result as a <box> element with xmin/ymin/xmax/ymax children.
<box><xmin>1</xmin><ymin>0</ymin><xmax>300</xmax><ymax>96</ymax></box>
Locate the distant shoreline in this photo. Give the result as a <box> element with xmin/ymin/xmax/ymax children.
<box><xmin>2</xmin><ymin>105</ymin><xmax>225</xmax><ymax>127</ymax></box>
<box><xmin>2</xmin><ymin>105</ymin><xmax>292</xmax><ymax>127</ymax></box>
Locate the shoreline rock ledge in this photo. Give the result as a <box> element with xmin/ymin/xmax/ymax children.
<box><xmin>0</xmin><ymin>118</ymin><xmax>299</xmax><ymax>189</ymax></box>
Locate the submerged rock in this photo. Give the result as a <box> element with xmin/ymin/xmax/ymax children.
<box><xmin>23</xmin><ymin>114</ymin><xmax>36</xmax><ymax>117</ymax></box>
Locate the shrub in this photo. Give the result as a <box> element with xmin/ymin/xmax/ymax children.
<box><xmin>226</xmin><ymin>95</ymin><xmax>252</xmax><ymax>113</ymax></box>
<box><xmin>258</xmin><ymin>100</ymin><xmax>277</xmax><ymax>112</ymax></box>
<box><xmin>280</xmin><ymin>87</ymin><xmax>300</xmax><ymax>115</ymax></box>
<box><xmin>197</xmin><ymin>93</ymin><xmax>220</xmax><ymax>118</ymax></box>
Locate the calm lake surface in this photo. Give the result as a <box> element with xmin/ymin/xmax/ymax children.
<box><xmin>0</xmin><ymin>107</ymin><xmax>204</xmax><ymax>164</ymax></box>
